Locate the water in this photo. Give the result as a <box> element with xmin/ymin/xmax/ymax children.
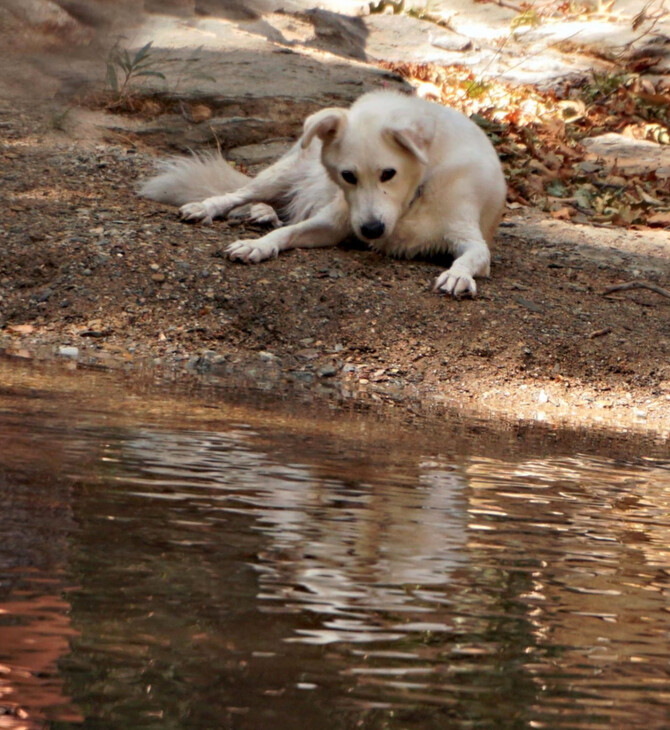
<box><xmin>1</xmin><ymin>369</ymin><xmax>670</xmax><ymax>729</ymax></box>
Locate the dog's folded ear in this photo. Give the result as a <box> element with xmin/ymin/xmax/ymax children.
<box><xmin>385</xmin><ymin>117</ymin><xmax>436</xmax><ymax>165</ymax></box>
<box><xmin>301</xmin><ymin>108</ymin><xmax>348</xmax><ymax>149</ymax></box>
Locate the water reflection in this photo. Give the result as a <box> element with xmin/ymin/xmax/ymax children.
<box><xmin>0</xmin><ymin>432</ymin><xmax>81</xmax><ymax>728</ymax></box>
<box><xmin>122</xmin><ymin>432</ymin><xmax>469</xmax><ymax>647</ymax></box>
<box><xmin>1</xmin><ymin>393</ymin><xmax>670</xmax><ymax>728</ymax></box>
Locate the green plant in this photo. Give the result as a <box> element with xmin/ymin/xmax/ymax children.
<box><xmin>369</xmin><ymin>0</ymin><xmax>405</xmax><ymax>14</ymax></box>
<box><xmin>50</xmin><ymin>106</ymin><xmax>72</xmax><ymax>132</ymax></box>
<box><xmin>510</xmin><ymin>8</ymin><xmax>542</xmax><ymax>31</ymax></box>
<box><xmin>106</xmin><ymin>40</ymin><xmax>166</xmax><ymax>100</ymax></box>
<box><xmin>370</xmin><ymin>0</ymin><xmax>456</xmax><ymax>28</ymax></box>
<box><xmin>580</xmin><ymin>69</ymin><xmax>632</xmax><ymax>103</ymax></box>
<box><xmin>464</xmin><ymin>78</ymin><xmax>492</xmax><ymax>99</ymax></box>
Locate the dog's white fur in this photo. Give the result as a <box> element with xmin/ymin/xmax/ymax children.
<box><xmin>139</xmin><ymin>90</ymin><xmax>506</xmax><ymax>296</ymax></box>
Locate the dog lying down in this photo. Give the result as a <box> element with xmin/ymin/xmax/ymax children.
<box><xmin>139</xmin><ymin>90</ymin><xmax>507</xmax><ymax>297</ymax></box>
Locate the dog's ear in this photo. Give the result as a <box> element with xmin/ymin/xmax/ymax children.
<box><xmin>386</xmin><ymin>117</ymin><xmax>436</xmax><ymax>165</ymax></box>
<box><xmin>301</xmin><ymin>108</ymin><xmax>348</xmax><ymax>149</ymax></box>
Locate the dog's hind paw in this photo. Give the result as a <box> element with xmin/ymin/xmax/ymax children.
<box><xmin>180</xmin><ymin>201</ymin><xmax>214</xmax><ymax>225</ymax></box>
<box><xmin>248</xmin><ymin>203</ymin><xmax>282</xmax><ymax>227</ymax></box>
<box><xmin>229</xmin><ymin>203</ymin><xmax>281</xmax><ymax>228</ymax></box>
<box><xmin>226</xmin><ymin>239</ymin><xmax>278</xmax><ymax>264</ymax></box>
<box><xmin>434</xmin><ymin>269</ymin><xmax>477</xmax><ymax>298</ymax></box>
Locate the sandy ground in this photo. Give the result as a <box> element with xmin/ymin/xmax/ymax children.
<box><xmin>1</xmin><ymin>101</ymin><xmax>669</xmax><ymax>439</ymax></box>
<box><xmin>1</xmin><ymin>2</ymin><xmax>669</xmax><ymax>439</ymax></box>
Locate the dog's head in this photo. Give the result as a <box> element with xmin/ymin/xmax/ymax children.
<box><xmin>300</xmin><ymin>104</ymin><xmax>434</xmax><ymax>243</ymax></box>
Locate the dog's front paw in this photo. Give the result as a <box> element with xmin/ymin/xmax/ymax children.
<box><xmin>434</xmin><ymin>268</ymin><xmax>477</xmax><ymax>298</ymax></box>
<box><xmin>226</xmin><ymin>239</ymin><xmax>278</xmax><ymax>264</ymax></box>
<box><xmin>180</xmin><ymin>201</ymin><xmax>214</xmax><ymax>225</ymax></box>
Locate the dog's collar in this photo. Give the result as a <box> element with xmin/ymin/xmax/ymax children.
<box><xmin>409</xmin><ymin>183</ymin><xmax>424</xmax><ymax>209</ymax></box>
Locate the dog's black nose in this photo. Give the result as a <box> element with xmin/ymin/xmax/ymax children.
<box><xmin>360</xmin><ymin>220</ymin><xmax>385</xmax><ymax>240</ymax></box>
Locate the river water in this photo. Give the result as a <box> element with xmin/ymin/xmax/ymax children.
<box><xmin>1</xmin><ymin>364</ymin><xmax>670</xmax><ymax>729</ymax></box>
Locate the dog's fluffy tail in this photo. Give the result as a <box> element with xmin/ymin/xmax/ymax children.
<box><xmin>138</xmin><ymin>154</ymin><xmax>250</xmax><ymax>207</ymax></box>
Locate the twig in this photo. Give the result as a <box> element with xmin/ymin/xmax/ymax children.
<box><xmin>623</xmin><ymin>0</ymin><xmax>669</xmax><ymax>54</ymax></box>
<box><xmin>602</xmin><ymin>281</ymin><xmax>670</xmax><ymax>299</ymax></box>
<box><xmin>488</xmin><ymin>29</ymin><xmax>586</xmax><ymax>83</ymax></box>
<box><xmin>488</xmin><ymin>0</ymin><xmax>525</xmax><ymax>12</ymax></box>
<box><xmin>588</xmin><ymin>327</ymin><xmax>612</xmax><ymax>339</ymax></box>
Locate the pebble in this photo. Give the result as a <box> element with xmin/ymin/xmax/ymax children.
<box><xmin>296</xmin><ymin>348</ymin><xmax>319</xmax><ymax>361</ymax></box>
<box><xmin>318</xmin><ymin>364</ymin><xmax>338</xmax><ymax>378</ymax></box>
<box><xmin>57</xmin><ymin>346</ymin><xmax>79</xmax><ymax>359</ymax></box>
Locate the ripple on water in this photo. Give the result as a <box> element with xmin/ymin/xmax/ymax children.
<box><xmin>2</xmin><ymin>402</ymin><xmax>670</xmax><ymax>728</ymax></box>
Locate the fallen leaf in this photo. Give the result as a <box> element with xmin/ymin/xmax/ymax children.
<box><xmin>550</xmin><ymin>207</ymin><xmax>573</xmax><ymax>220</ymax></box>
<box><xmin>637</xmin><ymin>92</ymin><xmax>670</xmax><ymax>107</ymax></box>
<box><xmin>7</xmin><ymin>324</ymin><xmax>34</xmax><ymax>335</ymax></box>
<box><xmin>9</xmin><ymin>349</ymin><xmax>33</xmax><ymax>359</ymax></box>
<box><xmin>647</xmin><ymin>211</ymin><xmax>670</xmax><ymax>227</ymax></box>
<box><xmin>189</xmin><ymin>104</ymin><xmax>212</xmax><ymax>123</ymax></box>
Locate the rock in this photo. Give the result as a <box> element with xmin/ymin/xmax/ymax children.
<box><xmin>51</xmin><ymin>1</ymin><xmax>108</xmax><ymax>28</ymax></box>
<box><xmin>296</xmin><ymin>348</ymin><xmax>319</xmax><ymax>360</ymax></box>
<box><xmin>186</xmin><ymin>354</ymin><xmax>213</xmax><ymax>372</ymax></box>
<box><xmin>430</xmin><ymin>34</ymin><xmax>474</xmax><ymax>52</ymax></box>
<box><xmin>289</xmin><ymin>371</ymin><xmax>314</xmax><ymax>384</ymax></box>
<box><xmin>35</xmin><ymin>288</ymin><xmax>53</xmax><ymax>302</ymax></box>
<box><xmin>582</xmin><ymin>133</ymin><xmax>670</xmax><ymax>175</ymax></box>
<box><xmin>318</xmin><ymin>363</ymin><xmax>338</xmax><ymax>377</ymax></box>
<box><xmin>514</xmin><ymin>296</ymin><xmax>545</xmax><ymax>314</ymax></box>
<box><xmin>57</xmin><ymin>345</ymin><xmax>79</xmax><ymax>358</ymax></box>
<box><xmin>190</xmin><ymin>0</ymin><xmax>370</xmax><ymax>19</ymax></box>
<box><xmin>300</xmin><ymin>8</ymin><xmax>368</xmax><ymax>60</ymax></box>
<box><xmin>227</xmin><ymin>141</ymin><xmax>293</xmax><ymax>167</ymax></box>
<box><xmin>3</xmin><ymin>0</ymin><xmax>92</xmax><ymax>43</ymax></box>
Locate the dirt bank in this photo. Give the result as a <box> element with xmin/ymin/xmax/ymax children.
<box><xmin>1</xmin><ymin>2</ymin><xmax>670</xmax><ymax>439</ymax></box>
<box><xmin>1</xmin><ymin>97</ymin><xmax>669</xmax><ymax>439</ymax></box>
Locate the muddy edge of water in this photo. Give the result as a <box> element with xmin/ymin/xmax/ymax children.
<box><xmin>0</xmin><ymin>357</ymin><xmax>667</xmax><ymax>463</ymax></box>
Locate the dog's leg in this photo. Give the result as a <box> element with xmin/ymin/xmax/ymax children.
<box><xmin>180</xmin><ymin>150</ymin><xmax>301</xmax><ymax>225</ymax></box>
<box><xmin>434</xmin><ymin>220</ymin><xmax>491</xmax><ymax>298</ymax></box>
<box><xmin>226</xmin><ymin>199</ymin><xmax>349</xmax><ymax>263</ymax></box>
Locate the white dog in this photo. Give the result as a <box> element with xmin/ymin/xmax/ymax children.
<box><xmin>140</xmin><ymin>90</ymin><xmax>506</xmax><ymax>296</ymax></box>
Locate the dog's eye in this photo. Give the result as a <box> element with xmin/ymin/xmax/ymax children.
<box><xmin>341</xmin><ymin>170</ymin><xmax>358</xmax><ymax>185</ymax></box>
<box><xmin>380</xmin><ymin>168</ymin><xmax>396</xmax><ymax>182</ymax></box>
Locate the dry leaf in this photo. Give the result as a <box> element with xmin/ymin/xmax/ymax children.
<box><xmin>550</xmin><ymin>207</ymin><xmax>573</xmax><ymax>220</ymax></box>
<box><xmin>647</xmin><ymin>211</ymin><xmax>670</xmax><ymax>227</ymax></box>
<box><xmin>7</xmin><ymin>324</ymin><xmax>35</xmax><ymax>335</ymax></box>
<box><xmin>189</xmin><ymin>104</ymin><xmax>213</xmax><ymax>123</ymax></box>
